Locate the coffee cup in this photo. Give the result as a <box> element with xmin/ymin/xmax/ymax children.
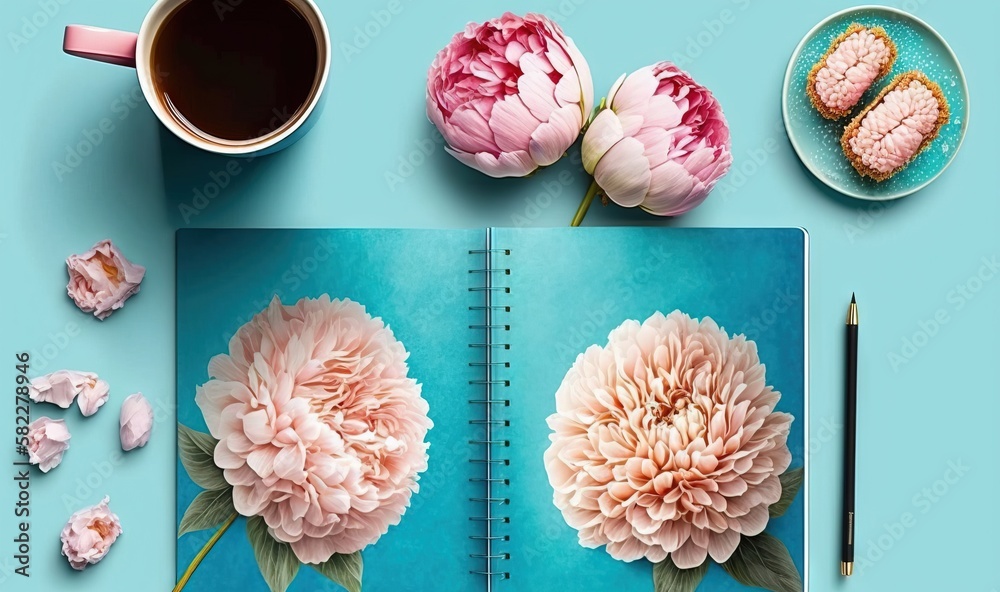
<box><xmin>64</xmin><ymin>0</ymin><xmax>330</xmax><ymax>156</ymax></box>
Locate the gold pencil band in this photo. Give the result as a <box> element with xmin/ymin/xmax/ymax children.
<box><xmin>841</xmin><ymin>561</ymin><xmax>853</xmax><ymax>576</ymax></box>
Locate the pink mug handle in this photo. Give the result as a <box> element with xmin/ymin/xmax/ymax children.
<box><xmin>63</xmin><ymin>25</ymin><xmax>138</xmax><ymax>68</ymax></box>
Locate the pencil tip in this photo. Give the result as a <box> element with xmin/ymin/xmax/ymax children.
<box><xmin>851</xmin><ymin>292</ymin><xmax>856</xmax><ymax>304</ymax></box>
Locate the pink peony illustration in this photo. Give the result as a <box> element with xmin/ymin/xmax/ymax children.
<box><xmin>544</xmin><ymin>311</ymin><xmax>792</xmax><ymax>569</ymax></box>
<box><xmin>66</xmin><ymin>239</ymin><xmax>145</xmax><ymax>320</ymax></box>
<box><xmin>195</xmin><ymin>295</ymin><xmax>432</xmax><ymax>565</ymax></box>
<box><xmin>581</xmin><ymin>62</ymin><xmax>732</xmax><ymax>217</ymax></box>
<box><xmin>60</xmin><ymin>496</ymin><xmax>122</xmax><ymax>570</ymax></box>
<box><xmin>427</xmin><ymin>12</ymin><xmax>594</xmax><ymax>177</ymax></box>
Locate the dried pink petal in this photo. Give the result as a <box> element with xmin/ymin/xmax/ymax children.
<box><xmin>60</xmin><ymin>496</ymin><xmax>122</xmax><ymax>570</ymax></box>
<box><xmin>27</xmin><ymin>417</ymin><xmax>71</xmax><ymax>472</ymax></box>
<box><xmin>29</xmin><ymin>370</ymin><xmax>110</xmax><ymax>416</ymax></box>
<box><xmin>28</xmin><ymin>370</ymin><xmax>90</xmax><ymax>408</ymax></box>
<box><xmin>119</xmin><ymin>393</ymin><xmax>153</xmax><ymax>451</ymax></box>
<box><xmin>78</xmin><ymin>377</ymin><xmax>111</xmax><ymax>417</ymax></box>
<box><xmin>66</xmin><ymin>239</ymin><xmax>145</xmax><ymax>321</ymax></box>
<box><xmin>842</xmin><ymin>71</ymin><xmax>950</xmax><ymax>181</ymax></box>
<box><xmin>808</xmin><ymin>24</ymin><xmax>896</xmax><ymax>119</ymax></box>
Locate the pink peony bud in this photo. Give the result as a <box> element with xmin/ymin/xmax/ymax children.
<box><xmin>195</xmin><ymin>296</ymin><xmax>433</xmax><ymax>563</ymax></box>
<box><xmin>119</xmin><ymin>393</ymin><xmax>153</xmax><ymax>451</ymax></box>
<box><xmin>581</xmin><ymin>62</ymin><xmax>732</xmax><ymax>216</ymax></box>
<box><xmin>60</xmin><ymin>496</ymin><xmax>122</xmax><ymax>570</ymax></box>
<box><xmin>427</xmin><ymin>12</ymin><xmax>594</xmax><ymax>178</ymax></box>
<box><xmin>27</xmin><ymin>417</ymin><xmax>71</xmax><ymax>472</ymax></box>
<box><xmin>66</xmin><ymin>239</ymin><xmax>145</xmax><ymax>320</ymax></box>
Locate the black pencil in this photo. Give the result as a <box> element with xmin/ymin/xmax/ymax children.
<box><xmin>841</xmin><ymin>293</ymin><xmax>858</xmax><ymax>576</ymax></box>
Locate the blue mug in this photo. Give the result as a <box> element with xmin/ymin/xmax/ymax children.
<box><xmin>63</xmin><ymin>0</ymin><xmax>330</xmax><ymax>156</ymax></box>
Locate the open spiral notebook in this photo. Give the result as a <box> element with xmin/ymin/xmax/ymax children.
<box><xmin>175</xmin><ymin>227</ymin><xmax>808</xmax><ymax>592</ymax></box>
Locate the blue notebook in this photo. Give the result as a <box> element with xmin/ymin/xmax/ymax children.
<box><xmin>176</xmin><ymin>228</ymin><xmax>808</xmax><ymax>592</ymax></box>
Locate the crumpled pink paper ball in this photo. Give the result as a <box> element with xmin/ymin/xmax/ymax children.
<box><xmin>28</xmin><ymin>370</ymin><xmax>109</xmax><ymax>416</ymax></box>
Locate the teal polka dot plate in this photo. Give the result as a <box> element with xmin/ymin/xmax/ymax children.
<box><xmin>782</xmin><ymin>5</ymin><xmax>969</xmax><ymax>200</ymax></box>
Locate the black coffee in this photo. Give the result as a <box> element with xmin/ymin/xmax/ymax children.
<box><xmin>153</xmin><ymin>0</ymin><xmax>319</xmax><ymax>143</ymax></box>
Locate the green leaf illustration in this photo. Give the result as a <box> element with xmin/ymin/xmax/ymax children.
<box><xmin>247</xmin><ymin>515</ymin><xmax>300</xmax><ymax>592</ymax></box>
<box><xmin>653</xmin><ymin>555</ymin><xmax>708</xmax><ymax>592</ymax></box>
<box><xmin>312</xmin><ymin>551</ymin><xmax>363</xmax><ymax>592</ymax></box>
<box><xmin>769</xmin><ymin>467</ymin><xmax>805</xmax><ymax>518</ymax></box>
<box><xmin>179</xmin><ymin>424</ymin><xmax>228</xmax><ymax>491</ymax></box>
<box><xmin>178</xmin><ymin>487</ymin><xmax>236</xmax><ymax>537</ymax></box>
<box><xmin>720</xmin><ymin>532</ymin><xmax>802</xmax><ymax>592</ymax></box>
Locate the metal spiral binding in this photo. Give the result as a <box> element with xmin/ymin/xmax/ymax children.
<box><xmin>467</xmin><ymin>230</ymin><xmax>511</xmax><ymax>589</ymax></box>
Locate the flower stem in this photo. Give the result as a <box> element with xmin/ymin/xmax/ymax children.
<box><xmin>173</xmin><ymin>513</ymin><xmax>238</xmax><ymax>592</ymax></box>
<box><xmin>581</xmin><ymin>97</ymin><xmax>606</xmax><ymax>133</ymax></box>
<box><xmin>571</xmin><ymin>179</ymin><xmax>602</xmax><ymax>227</ymax></box>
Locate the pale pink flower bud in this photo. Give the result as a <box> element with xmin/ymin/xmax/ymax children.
<box><xmin>582</xmin><ymin>62</ymin><xmax>732</xmax><ymax>216</ymax></box>
<box><xmin>28</xmin><ymin>370</ymin><xmax>110</xmax><ymax>416</ymax></box>
<box><xmin>60</xmin><ymin>497</ymin><xmax>122</xmax><ymax>570</ymax></box>
<box><xmin>78</xmin><ymin>376</ymin><xmax>111</xmax><ymax>417</ymax></box>
<box><xmin>427</xmin><ymin>12</ymin><xmax>594</xmax><ymax>177</ymax></box>
<box><xmin>28</xmin><ymin>370</ymin><xmax>90</xmax><ymax>408</ymax></box>
<box><xmin>119</xmin><ymin>393</ymin><xmax>153</xmax><ymax>451</ymax></box>
<box><xmin>66</xmin><ymin>239</ymin><xmax>145</xmax><ymax>320</ymax></box>
<box><xmin>27</xmin><ymin>417</ymin><xmax>71</xmax><ymax>472</ymax></box>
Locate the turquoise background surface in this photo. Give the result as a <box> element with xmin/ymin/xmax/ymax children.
<box><xmin>496</xmin><ymin>228</ymin><xmax>805</xmax><ymax>591</ymax></box>
<box><xmin>0</xmin><ymin>0</ymin><xmax>997</xmax><ymax>591</ymax></box>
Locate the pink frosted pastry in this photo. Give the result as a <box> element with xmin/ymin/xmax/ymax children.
<box><xmin>807</xmin><ymin>24</ymin><xmax>897</xmax><ymax>119</ymax></box>
<box><xmin>842</xmin><ymin>71</ymin><xmax>949</xmax><ymax>182</ymax></box>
